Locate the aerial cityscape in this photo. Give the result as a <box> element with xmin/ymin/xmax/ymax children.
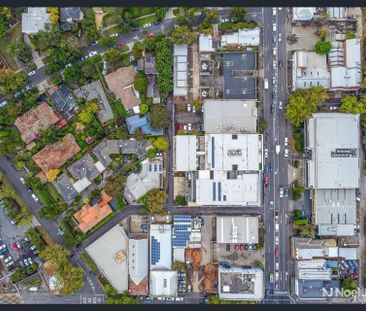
<box><xmin>0</xmin><ymin>6</ymin><xmax>365</xmax><ymax>305</ymax></box>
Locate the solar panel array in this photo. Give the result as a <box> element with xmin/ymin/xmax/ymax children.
<box><xmin>173</xmin><ymin>215</ymin><xmax>192</xmax><ymax>248</ymax></box>
<box><xmin>151</xmin><ymin>236</ymin><xmax>161</xmax><ymax>265</ymax></box>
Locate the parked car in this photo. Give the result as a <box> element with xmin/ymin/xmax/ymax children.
<box><xmin>341</xmin><ymin>260</ymin><xmax>349</xmax><ymax>269</ymax></box>
<box><xmin>264</xmin><ymin>176</ymin><xmax>270</xmax><ymax>186</ymax></box>
<box><xmin>6</xmin><ymin>261</ymin><xmax>13</xmax><ymax>267</ymax></box>
<box><xmin>275</xmin><ymin>262</ymin><xmax>279</xmax><ymax>270</ymax></box>
<box><xmin>284</xmin><ymin>137</ymin><xmax>288</xmax><ymax>146</ymax></box>
<box><xmin>278</xmin><ymin>101</ymin><xmax>283</xmax><ymax>110</ymax></box>
<box><xmin>23</xmin><ymin>259</ymin><xmax>29</xmax><ymax>267</ymax></box>
<box><xmin>275</xmin><ymin>272</ymin><xmax>279</xmax><ymax>280</ymax></box>
<box><xmin>273</xmin><ymin>23</ymin><xmax>277</xmax><ymax>31</ymax></box>
<box><xmin>147</xmin><ymin>32</ymin><xmax>154</xmax><ymax>38</ymax></box>
<box><xmin>274</xmin><ymin>210</ymin><xmax>279</xmax><ymax>221</ymax></box>
<box><xmin>279</xmin><ymin>187</ymin><xmax>284</xmax><ymax>198</ymax></box>
<box><xmin>187</xmin><ymin>123</ymin><xmax>192</xmax><ymax>131</ymax></box>
<box><xmin>273</xmin><ymin>47</ymin><xmax>277</xmax><ymax>56</ymax></box>
<box><xmin>234</xmin><ymin>244</ymin><xmax>239</xmax><ymax>251</ymax></box>
<box><xmin>350</xmin><ymin>274</ymin><xmax>359</xmax><ymax>279</ymax></box>
<box><xmin>118</xmin><ymin>41</ymin><xmax>125</xmax><ymax>46</ymax></box>
<box><xmin>4</xmin><ymin>256</ymin><xmax>12</xmax><ymax>263</ymax></box>
<box><xmin>30</xmin><ymin>245</ymin><xmax>37</xmax><ymax>251</ymax></box>
<box><xmin>275</xmin><ymin>236</ymin><xmax>279</xmax><ymax>245</ymax></box>
<box><xmin>284</xmin><ymin>188</ymin><xmax>289</xmax><ymax>197</ymax></box>
<box><xmin>275</xmin><ymin>248</ymin><xmax>280</xmax><ymax>257</ymax></box>
<box><xmin>88</xmin><ymin>51</ymin><xmax>97</xmax><ymax>57</ymax></box>
<box><xmin>31</xmin><ymin>193</ymin><xmax>39</xmax><ymax>201</ymax></box>
<box><xmin>272</xmin><ymin>7</ymin><xmax>277</xmax><ymax>15</ymax></box>
<box><xmin>239</xmin><ymin>244</ymin><xmax>244</xmax><ymax>251</ymax></box>
<box><xmin>284</xmin><ymin>149</ymin><xmax>289</xmax><ymax>158</ymax></box>
<box><xmin>271</xmin><ymin>103</ymin><xmax>275</xmax><ymax>114</ymax></box>
<box><xmin>65</xmin><ymin>63</ymin><xmax>72</xmax><ymax>68</ymax></box>
<box><xmin>278</xmin><ymin>33</ymin><xmax>282</xmax><ymax>42</ymax></box>
<box><xmin>28</xmin><ymin>258</ymin><xmax>33</xmax><ymax>265</ymax></box>
<box><xmin>187</xmin><ymin>104</ymin><xmax>192</xmax><ymax>112</ymax></box>
<box><xmin>28</xmin><ymin>71</ymin><xmax>36</xmax><ymax>77</ymax></box>
<box><xmin>264</xmin><ymin>148</ymin><xmax>268</xmax><ymax>158</ymax></box>
<box><xmin>110</xmin><ymin>33</ymin><xmax>118</xmax><ymax>37</ymax></box>
<box><xmin>143</xmin><ymin>23</ymin><xmax>152</xmax><ymax>28</ymax></box>
<box><xmin>20</xmin><ymin>177</ymin><xmax>26</xmax><ymax>184</ymax></box>
<box><xmin>226</xmin><ymin>244</ymin><xmax>231</xmax><ymax>251</ymax></box>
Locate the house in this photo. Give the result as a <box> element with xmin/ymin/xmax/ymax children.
<box><xmin>199</xmin><ymin>34</ymin><xmax>215</xmax><ymax>53</ymax></box>
<box><xmin>104</xmin><ymin>66</ymin><xmax>141</xmax><ymax>111</ymax></box>
<box><xmin>220</xmin><ymin>28</ymin><xmax>260</xmax><ymax>47</ymax></box>
<box><xmin>124</xmin><ymin>158</ymin><xmax>163</xmax><ymax>203</ymax></box>
<box><xmin>292</xmin><ymin>7</ymin><xmax>316</xmax><ymax>21</ymax></box>
<box><xmin>32</xmin><ymin>133</ymin><xmax>81</xmax><ymax>175</ymax></box>
<box><xmin>53</xmin><ymin>173</ymin><xmax>78</xmax><ymax>206</ymax></box>
<box><xmin>50</xmin><ymin>84</ymin><xmax>79</xmax><ymax>120</ymax></box>
<box><xmin>216</xmin><ymin>216</ymin><xmax>259</xmax><ymax>244</ymax></box>
<box><xmin>144</xmin><ymin>53</ymin><xmax>158</xmax><ymax>75</ymax></box>
<box><xmin>60</xmin><ymin>7</ymin><xmax>83</xmax><ymax>30</ymax></box>
<box><xmin>22</xmin><ymin>7</ymin><xmax>51</xmax><ymax>34</ymax></box>
<box><xmin>128</xmin><ymin>236</ymin><xmax>148</xmax><ymax>296</ymax></box>
<box><xmin>222</xmin><ymin>52</ymin><xmax>257</xmax><ymax>99</ymax></box>
<box><xmin>173</xmin><ymin>45</ymin><xmax>188</xmax><ymax>97</ymax></box>
<box><xmin>291</xmin><ymin>51</ymin><xmax>330</xmax><ymax>90</ymax></box>
<box><xmin>73</xmin><ymin>80</ymin><xmax>113</xmax><ymax>124</ymax></box>
<box><xmin>73</xmin><ymin>191</ymin><xmax>113</xmax><ymax>233</ymax></box>
<box><xmin>14</xmin><ymin>103</ymin><xmax>60</xmax><ymax>145</ymax></box>
<box><xmin>86</xmin><ymin>224</ymin><xmax>129</xmax><ymax>293</ymax></box>
<box><xmin>125</xmin><ymin>114</ymin><xmax>164</xmax><ymax>136</ymax></box>
<box><xmin>218</xmin><ymin>267</ymin><xmax>264</xmax><ymax>301</ymax></box>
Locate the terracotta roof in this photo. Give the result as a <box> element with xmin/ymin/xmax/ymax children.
<box><xmin>32</xmin><ymin>134</ymin><xmax>81</xmax><ymax>174</ymax></box>
<box><xmin>74</xmin><ymin>191</ymin><xmax>113</xmax><ymax>233</ymax></box>
<box><xmin>14</xmin><ymin>103</ymin><xmax>60</xmax><ymax>144</ymax></box>
<box><xmin>104</xmin><ymin>66</ymin><xmax>141</xmax><ymax>110</ymax></box>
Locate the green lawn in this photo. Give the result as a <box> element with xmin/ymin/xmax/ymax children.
<box><xmin>129</xmin><ymin>7</ymin><xmax>156</xmax><ymax>18</ymax></box>
<box><xmin>103</xmin><ymin>10</ymin><xmax>122</xmax><ymax>27</ymax></box>
<box><xmin>111</xmin><ymin>100</ymin><xmax>128</xmax><ymax>118</ymax></box>
<box><xmin>134</xmin><ymin>15</ymin><xmax>157</xmax><ymax>27</ymax></box>
<box><xmin>82</xmin><ymin>251</ymin><xmax>98</xmax><ymax>273</ymax></box>
<box><xmin>104</xmin><ymin>26</ymin><xmax>121</xmax><ymax>37</ymax></box>
<box><xmin>0</xmin><ymin>22</ymin><xmax>22</xmax><ymax>70</ymax></box>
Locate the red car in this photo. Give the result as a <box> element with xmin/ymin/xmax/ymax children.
<box><xmin>274</xmin><ymin>210</ymin><xmax>279</xmax><ymax>221</ymax></box>
<box><xmin>234</xmin><ymin>244</ymin><xmax>239</xmax><ymax>251</ymax></box>
<box><xmin>118</xmin><ymin>41</ymin><xmax>126</xmax><ymax>46</ymax></box>
<box><xmin>11</xmin><ymin>243</ymin><xmax>19</xmax><ymax>252</ymax></box>
<box><xmin>275</xmin><ymin>248</ymin><xmax>280</xmax><ymax>257</ymax></box>
<box><xmin>264</xmin><ymin>177</ymin><xmax>269</xmax><ymax>186</ymax></box>
<box><xmin>147</xmin><ymin>32</ymin><xmax>154</xmax><ymax>38</ymax></box>
<box><xmin>239</xmin><ymin>244</ymin><xmax>244</xmax><ymax>251</ymax></box>
<box><xmin>350</xmin><ymin>274</ymin><xmax>359</xmax><ymax>279</ymax></box>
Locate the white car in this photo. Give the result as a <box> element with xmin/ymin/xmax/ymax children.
<box><xmin>273</xmin><ymin>8</ymin><xmax>277</xmax><ymax>15</ymax></box>
<box><xmin>31</xmin><ymin>193</ymin><xmax>39</xmax><ymax>201</ymax></box>
<box><xmin>30</xmin><ymin>245</ymin><xmax>37</xmax><ymax>251</ymax></box>
<box><xmin>264</xmin><ymin>148</ymin><xmax>268</xmax><ymax>158</ymax></box>
<box><xmin>278</xmin><ymin>7</ymin><xmax>282</xmax><ymax>10</ymax></box>
<box><xmin>275</xmin><ymin>236</ymin><xmax>279</xmax><ymax>245</ymax></box>
<box><xmin>275</xmin><ymin>262</ymin><xmax>279</xmax><ymax>269</ymax></box>
<box><xmin>192</xmin><ymin>105</ymin><xmax>196</xmax><ymax>113</ymax></box>
<box><xmin>284</xmin><ymin>137</ymin><xmax>288</xmax><ymax>146</ymax></box>
<box><xmin>110</xmin><ymin>33</ymin><xmax>118</xmax><ymax>37</ymax></box>
<box><xmin>278</xmin><ymin>33</ymin><xmax>282</xmax><ymax>42</ymax></box>
<box><xmin>65</xmin><ymin>63</ymin><xmax>72</xmax><ymax>68</ymax></box>
<box><xmin>278</xmin><ymin>101</ymin><xmax>283</xmax><ymax>110</ymax></box>
<box><xmin>6</xmin><ymin>261</ymin><xmax>13</xmax><ymax>267</ymax></box>
<box><xmin>28</xmin><ymin>258</ymin><xmax>33</xmax><ymax>265</ymax></box>
<box><xmin>273</xmin><ymin>23</ymin><xmax>277</xmax><ymax>32</ymax></box>
<box><xmin>20</xmin><ymin>177</ymin><xmax>25</xmax><ymax>184</ymax></box>
<box><xmin>273</xmin><ymin>48</ymin><xmax>277</xmax><ymax>56</ymax></box>
<box><xmin>187</xmin><ymin>123</ymin><xmax>192</xmax><ymax>131</ymax></box>
<box><xmin>284</xmin><ymin>149</ymin><xmax>289</xmax><ymax>158</ymax></box>
<box><xmin>275</xmin><ymin>223</ymin><xmax>279</xmax><ymax>232</ymax></box>
<box><xmin>279</xmin><ymin>187</ymin><xmax>284</xmax><ymax>198</ymax></box>
<box><xmin>183</xmin><ymin>125</ymin><xmax>187</xmax><ymax>131</ymax></box>
<box><xmin>23</xmin><ymin>259</ymin><xmax>29</xmax><ymax>267</ymax></box>
<box><xmin>4</xmin><ymin>256</ymin><xmax>12</xmax><ymax>263</ymax></box>
<box><xmin>187</xmin><ymin>104</ymin><xmax>191</xmax><ymax>112</ymax></box>
<box><xmin>134</xmin><ymin>35</ymin><xmax>139</xmax><ymax>41</ymax></box>
<box><xmin>273</xmin><ymin>60</ymin><xmax>276</xmax><ymax>68</ymax></box>
<box><xmin>143</xmin><ymin>23</ymin><xmax>152</xmax><ymax>28</ymax></box>
<box><xmin>89</xmin><ymin>51</ymin><xmax>97</xmax><ymax>57</ymax></box>
<box><xmin>275</xmin><ymin>272</ymin><xmax>279</xmax><ymax>280</ymax></box>
<box><xmin>28</xmin><ymin>71</ymin><xmax>36</xmax><ymax>77</ymax></box>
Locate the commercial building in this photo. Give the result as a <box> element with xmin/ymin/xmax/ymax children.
<box><xmin>199</xmin><ymin>34</ymin><xmax>215</xmax><ymax>53</ymax></box>
<box><xmin>128</xmin><ymin>236</ymin><xmax>148</xmax><ymax>296</ymax></box>
<box><xmin>150</xmin><ymin>270</ymin><xmax>178</xmax><ymax>297</ymax></box>
<box><xmin>292</xmin><ymin>7</ymin><xmax>316</xmax><ymax>21</ymax></box>
<box><xmin>216</xmin><ymin>216</ymin><xmax>259</xmax><ymax>244</ymax></box>
<box><xmin>173</xmin><ymin>45</ymin><xmax>188</xmax><ymax>97</ymax></box>
<box><xmin>22</xmin><ymin>7</ymin><xmax>51</xmax><ymax>34</ymax></box>
<box><xmin>218</xmin><ymin>267</ymin><xmax>264</xmax><ymax>301</ymax></box>
<box><xmin>173</xmin><ymin>135</ymin><xmax>198</xmax><ymax>172</ymax></box>
<box><xmin>86</xmin><ymin>225</ymin><xmax>129</xmax><ymax>293</ymax></box>
<box><xmin>220</xmin><ymin>28</ymin><xmax>260</xmax><ymax>47</ymax></box>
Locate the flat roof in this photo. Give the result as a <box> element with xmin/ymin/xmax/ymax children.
<box><xmin>314</xmin><ymin>189</ymin><xmax>356</xmax><ymax>227</ymax></box>
<box><xmin>296</xmin><ymin>280</ymin><xmax>340</xmax><ymax>299</ymax></box>
<box><xmin>173</xmin><ymin>44</ymin><xmax>188</xmax><ymax>97</ymax></box>
<box><xmin>86</xmin><ymin>225</ymin><xmax>128</xmax><ymax>293</ymax></box>
<box><xmin>307</xmin><ymin>113</ymin><xmax>360</xmax><ymax>189</ymax></box>
<box><xmin>150</xmin><ymin>224</ymin><xmax>172</xmax><ymax>270</ymax></box>
<box><xmin>173</xmin><ymin>136</ymin><xmax>197</xmax><ymax>172</ymax></box>
<box><xmin>199</xmin><ymin>34</ymin><xmax>215</xmax><ymax>52</ymax></box>
<box><xmin>203</xmin><ymin>99</ymin><xmax>257</xmax><ymax>134</ymax></box>
<box><xmin>218</xmin><ymin>267</ymin><xmax>263</xmax><ymax>301</ymax></box>
<box><xmin>150</xmin><ymin>270</ymin><xmax>177</xmax><ymax>297</ymax></box>
<box><xmin>221</xmin><ymin>28</ymin><xmax>260</xmax><ymax>47</ymax></box>
<box><xmin>223</xmin><ymin>52</ymin><xmax>256</xmax><ymax>100</ymax></box>
<box><xmin>206</xmin><ymin>134</ymin><xmax>262</xmax><ymax>171</ymax></box>
<box><xmin>216</xmin><ymin>216</ymin><xmax>258</xmax><ymax>244</ymax></box>
<box><xmin>195</xmin><ymin>170</ymin><xmax>261</xmax><ymax>206</ymax></box>
<box><xmin>292</xmin><ymin>7</ymin><xmax>316</xmax><ymax>21</ymax></box>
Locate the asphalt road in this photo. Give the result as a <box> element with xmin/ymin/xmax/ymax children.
<box><xmin>262</xmin><ymin>7</ymin><xmax>291</xmax><ymax>299</ymax></box>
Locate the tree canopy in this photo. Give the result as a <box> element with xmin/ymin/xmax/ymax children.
<box><xmin>339</xmin><ymin>95</ymin><xmax>366</xmax><ymax>114</ymax></box>
<box><xmin>152</xmin><ymin>136</ymin><xmax>169</xmax><ymax>151</ymax></box>
<box><xmin>82</xmin><ymin>9</ymin><xmax>100</xmax><ymax>44</ymax></box>
<box><xmin>155</xmin><ymin>38</ymin><xmax>173</xmax><ymax>99</ymax></box>
<box><xmin>285</xmin><ymin>86</ymin><xmax>328</xmax><ymax>127</ymax></box>
<box><xmin>0</xmin><ymin>69</ymin><xmax>26</xmax><ymax>97</ymax></box>
<box><xmin>170</xmin><ymin>25</ymin><xmax>198</xmax><ymax>45</ymax></box>
<box><xmin>144</xmin><ymin>189</ymin><xmax>167</xmax><ymax>215</ymax></box>
<box><xmin>149</xmin><ymin>104</ymin><xmax>170</xmax><ymax>130</ymax></box>
<box><xmin>314</xmin><ymin>40</ymin><xmax>332</xmax><ymax>54</ymax></box>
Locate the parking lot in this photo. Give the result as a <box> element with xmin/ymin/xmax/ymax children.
<box><xmin>213</xmin><ymin>243</ymin><xmax>264</xmax><ymax>267</ymax></box>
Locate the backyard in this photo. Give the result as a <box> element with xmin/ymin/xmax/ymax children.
<box><xmin>0</xmin><ymin>22</ymin><xmax>21</xmax><ymax>70</ymax></box>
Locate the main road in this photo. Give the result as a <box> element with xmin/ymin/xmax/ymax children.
<box><xmin>262</xmin><ymin>7</ymin><xmax>291</xmax><ymax>302</ymax></box>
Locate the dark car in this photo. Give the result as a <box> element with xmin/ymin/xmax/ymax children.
<box><xmin>226</xmin><ymin>244</ymin><xmax>230</xmax><ymax>252</ymax></box>
<box><xmin>271</xmin><ymin>104</ymin><xmax>275</xmax><ymax>114</ymax></box>
<box><xmin>269</xmin><ymin>163</ymin><xmax>273</xmax><ymax>171</ymax></box>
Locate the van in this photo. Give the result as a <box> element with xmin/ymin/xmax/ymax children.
<box><xmin>275</xmin><ymin>223</ymin><xmax>279</xmax><ymax>231</ymax></box>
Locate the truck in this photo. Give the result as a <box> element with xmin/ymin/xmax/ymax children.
<box><xmin>275</xmin><ymin>145</ymin><xmax>280</xmax><ymax>154</ymax></box>
<box><xmin>264</xmin><ymin>79</ymin><xmax>269</xmax><ymax>90</ymax></box>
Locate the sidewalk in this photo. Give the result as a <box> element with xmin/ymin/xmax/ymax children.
<box><xmin>23</xmin><ymin>34</ymin><xmax>44</xmax><ymax>69</ymax></box>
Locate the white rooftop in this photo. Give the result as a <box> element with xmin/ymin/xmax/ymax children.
<box><xmin>22</xmin><ymin>7</ymin><xmax>51</xmax><ymax>34</ymax></box>
<box><xmin>216</xmin><ymin>216</ymin><xmax>259</xmax><ymax>244</ymax></box>
<box><xmin>307</xmin><ymin>113</ymin><xmax>360</xmax><ymax>189</ymax></box>
<box><xmin>150</xmin><ymin>224</ymin><xmax>172</xmax><ymax>270</ymax></box>
<box><xmin>173</xmin><ymin>135</ymin><xmax>197</xmax><ymax>172</ymax></box>
<box><xmin>203</xmin><ymin>99</ymin><xmax>258</xmax><ymax>134</ymax></box>
<box><xmin>296</xmin><ymin>247</ymin><xmax>339</xmax><ymax>260</ymax></box>
<box><xmin>338</xmin><ymin>247</ymin><xmax>358</xmax><ymax>260</ymax></box>
<box><xmin>173</xmin><ymin>45</ymin><xmax>188</xmax><ymax>97</ymax></box>
<box><xmin>128</xmin><ymin>238</ymin><xmax>148</xmax><ymax>285</ymax></box>
<box><xmin>292</xmin><ymin>7</ymin><xmax>316</xmax><ymax>21</ymax></box>
<box><xmin>86</xmin><ymin>225</ymin><xmax>128</xmax><ymax>293</ymax></box>
<box><xmin>199</xmin><ymin>34</ymin><xmax>215</xmax><ymax>52</ymax></box>
<box><xmin>150</xmin><ymin>270</ymin><xmax>178</xmax><ymax>297</ymax></box>
<box><xmin>220</xmin><ymin>28</ymin><xmax>260</xmax><ymax>47</ymax></box>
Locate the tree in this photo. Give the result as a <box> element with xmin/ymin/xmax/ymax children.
<box><xmin>314</xmin><ymin>40</ymin><xmax>332</xmax><ymax>54</ymax></box>
<box><xmin>139</xmin><ymin>103</ymin><xmax>149</xmax><ymax>115</ymax></box>
<box><xmin>345</xmin><ymin>32</ymin><xmax>356</xmax><ymax>40</ymax></box>
<box><xmin>285</xmin><ymin>86</ymin><xmax>328</xmax><ymax>127</ymax></box>
<box><xmin>152</xmin><ymin>136</ymin><xmax>169</xmax><ymax>151</ymax></box>
<box><xmin>0</xmin><ymin>69</ymin><xmax>26</xmax><ymax>97</ymax></box>
<box><xmin>48</xmin><ymin>7</ymin><xmax>59</xmax><ymax>24</ymax></box>
<box><xmin>63</xmin><ymin>65</ymin><xmax>85</xmax><ymax>85</ymax></box>
<box><xmin>134</xmin><ymin>72</ymin><xmax>148</xmax><ymax>96</ymax></box>
<box><xmin>11</xmin><ymin>41</ymin><xmax>32</xmax><ymax>64</ymax></box>
<box><xmin>205</xmin><ymin>9</ymin><xmax>219</xmax><ymax>23</ymax></box>
<box><xmin>175</xmin><ymin>195</ymin><xmax>187</xmax><ymax>206</ymax></box>
<box><xmin>299</xmin><ymin>226</ymin><xmax>316</xmax><ymax>238</ymax></box>
<box><xmin>339</xmin><ymin>95</ymin><xmax>366</xmax><ymax>114</ymax></box>
<box><xmin>132</xmin><ymin>41</ymin><xmax>143</xmax><ymax>59</ymax></box>
<box><xmin>156</xmin><ymin>8</ymin><xmax>167</xmax><ymax>21</ymax></box>
<box><xmin>104</xmin><ymin>284</ymin><xmax>118</xmax><ymax>297</ymax></box>
<box><xmin>104</xmin><ymin>291</ymin><xmax>141</xmax><ymax>304</ymax></box>
<box><xmin>317</xmin><ymin>27</ymin><xmax>329</xmax><ymax>40</ymax></box>
<box><xmin>199</xmin><ymin>19</ymin><xmax>213</xmax><ymax>36</ymax></box>
<box><xmin>103</xmin><ymin>46</ymin><xmax>128</xmax><ymax>64</ymax></box>
<box><xmin>292</xmin><ymin>186</ymin><xmax>304</xmax><ymax>201</ymax></box>
<box><xmin>170</xmin><ymin>25</ymin><xmax>198</xmax><ymax>45</ymax></box>
<box><xmin>81</xmin><ymin>62</ymin><xmax>97</xmax><ymax>80</ymax></box>
<box><xmin>98</xmin><ymin>36</ymin><xmax>117</xmax><ymax>46</ymax></box>
<box><xmin>104</xmin><ymin>173</ymin><xmax>127</xmax><ymax>198</ymax></box>
<box><xmin>149</xmin><ymin>104</ymin><xmax>169</xmax><ymax>130</ymax></box>
<box><xmin>82</xmin><ymin>9</ymin><xmax>100</xmax><ymax>44</ymax></box>
<box><xmin>46</xmin><ymin>168</ymin><xmax>60</xmax><ymax>182</ymax></box>
<box><xmin>156</xmin><ymin>38</ymin><xmax>173</xmax><ymax>99</ymax></box>
<box><xmin>0</xmin><ymin>7</ymin><xmax>12</xmax><ymax>38</ymax></box>
<box><xmin>293</xmin><ymin>209</ymin><xmax>303</xmax><ymax>221</ymax></box>
<box><xmin>19</xmin><ymin>88</ymin><xmax>39</xmax><ymax>111</ymax></box>
<box><xmin>0</xmin><ymin>127</ymin><xmax>23</xmax><ymax>156</ymax></box>
<box><xmin>258</xmin><ymin>118</ymin><xmax>268</xmax><ymax>133</ymax></box>
<box><xmin>341</xmin><ymin>278</ymin><xmax>357</xmax><ymax>291</ymax></box>
<box><xmin>25</xmin><ymin>228</ymin><xmax>45</xmax><ymax>251</ymax></box>
<box><xmin>16</xmin><ymin>207</ymin><xmax>33</xmax><ymax>227</ymax></box>
<box><xmin>230</xmin><ymin>7</ymin><xmax>247</xmax><ymax>23</ymax></box>
<box><xmin>146</xmin><ymin>148</ymin><xmax>157</xmax><ymax>160</ymax></box>
<box><xmin>144</xmin><ymin>189</ymin><xmax>167</xmax><ymax>215</ymax></box>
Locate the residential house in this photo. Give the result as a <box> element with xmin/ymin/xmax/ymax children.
<box><xmin>22</xmin><ymin>7</ymin><xmax>51</xmax><ymax>34</ymax></box>
<box><xmin>73</xmin><ymin>191</ymin><xmax>113</xmax><ymax>233</ymax></box>
<box><xmin>128</xmin><ymin>235</ymin><xmax>148</xmax><ymax>296</ymax></box>
<box><xmin>73</xmin><ymin>80</ymin><xmax>113</xmax><ymax>124</ymax></box>
<box><xmin>144</xmin><ymin>53</ymin><xmax>160</xmax><ymax>103</ymax></box>
<box><xmin>104</xmin><ymin>66</ymin><xmax>141</xmax><ymax>111</ymax></box>
<box><xmin>220</xmin><ymin>28</ymin><xmax>260</xmax><ymax>47</ymax></box>
<box><xmin>125</xmin><ymin>114</ymin><xmax>164</xmax><ymax>136</ymax></box>
<box><xmin>53</xmin><ymin>173</ymin><xmax>79</xmax><ymax>206</ymax></box>
<box><xmin>50</xmin><ymin>84</ymin><xmax>79</xmax><ymax>120</ymax></box>
<box><xmin>14</xmin><ymin>103</ymin><xmax>60</xmax><ymax>145</ymax></box>
<box><xmin>199</xmin><ymin>34</ymin><xmax>215</xmax><ymax>53</ymax></box>
<box><xmin>60</xmin><ymin>7</ymin><xmax>83</xmax><ymax>30</ymax></box>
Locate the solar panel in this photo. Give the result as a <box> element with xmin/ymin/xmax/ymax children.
<box><xmin>151</xmin><ymin>236</ymin><xmax>161</xmax><ymax>265</ymax></box>
<box><xmin>172</xmin><ymin>216</ymin><xmax>192</xmax><ymax>248</ymax></box>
